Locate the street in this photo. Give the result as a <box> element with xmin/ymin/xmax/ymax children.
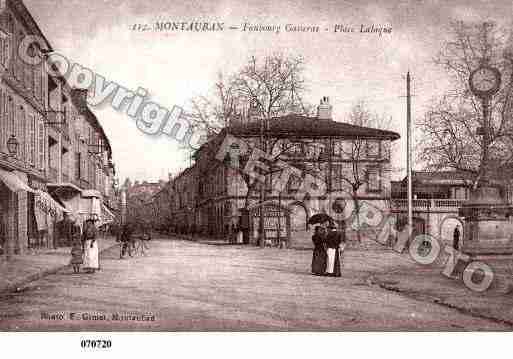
<box><xmin>0</xmin><ymin>237</ymin><xmax>510</xmax><ymax>331</ymax></box>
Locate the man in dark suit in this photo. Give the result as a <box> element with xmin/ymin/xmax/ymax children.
<box><xmin>325</xmin><ymin>223</ymin><xmax>343</xmax><ymax>277</ymax></box>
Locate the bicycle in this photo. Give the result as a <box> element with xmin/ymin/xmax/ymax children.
<box><xmin>128</xmin><ymin>233</ymin><xmax>150</xmax><ymax>257</ymax></box>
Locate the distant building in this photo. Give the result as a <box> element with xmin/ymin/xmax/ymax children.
<box><xmin>391</xmin><ymin>171</ymin><xmax>479</xmax><ymax>243</ymax></box>
<box><xmin>123</xmin><ymin>179</ymin><xmax>165</xmax><ymax>224</ymax></box>
<box><xmin>169</xmin><ymin>166</ymin><xmax>197</xmax><ymax>234</ymax></box>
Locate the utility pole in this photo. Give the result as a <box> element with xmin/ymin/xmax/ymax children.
<box><xmin>406</xmin><ymin>71</ymin><xmax>413</xmax><ymax>237</ymax></box>
<box><xmin>258</xmin><ymin>103</ymin><xmax>266</xmax><ymax>247</ymax></box>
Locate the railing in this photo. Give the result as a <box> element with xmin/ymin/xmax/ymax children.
<box><xmin>62</xmin><ymin>173</ymin><xmax>69</xmax><ymax>183</ymax></box>
<box><xmin>391</xmin><ymin>198</ymin><xmax>466</xmax><ymax>212</ymax></box>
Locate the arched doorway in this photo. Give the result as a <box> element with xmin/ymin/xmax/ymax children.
<box><xmin>289</xmin><ymin>202</ymin><xmax>310</xmax><ymax>249</ymax></box>
<box><xmin>439</xmin><ymin>216</ymin><xmax>464</xmax><ymax>245</ymax></box>
<box><xmin>249</xmin><ymin>202</ymin><xmax>290</xmax><ymax>246</ymax></box>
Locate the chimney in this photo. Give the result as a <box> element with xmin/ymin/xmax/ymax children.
<box><xmin>317</xmin><ymin>96</ymin><xmax>332</xmax><ymax>120</ymax></box>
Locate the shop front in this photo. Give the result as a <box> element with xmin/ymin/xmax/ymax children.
<box><xmin>0</xmin><ymin>168</ymin><xmax>35</xmax><ymax>257</ymax></box>
<box><xmin>30</xmin><ymin>190</ymin><xmax>69</xmax><ymax>249</ymax></box>
<box><xmin>47</xmin><ymin>183</ymin><xmax>83</xmax><ymax>246</ymax></box>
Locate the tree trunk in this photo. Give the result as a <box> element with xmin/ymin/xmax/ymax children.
<box><xmin>353</xmin><ymin>191</ymin><xmax>362</xmax><ymax>243</ymax></box>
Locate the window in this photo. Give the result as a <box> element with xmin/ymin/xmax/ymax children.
<box><xmin>265</xmin><ymin>173</ymin><xmax>273</xmax><ymax>193</ymax></box>
<box><xmin>333</xmin><ymin>142</ymin><xmax>344</xmax><ymax>157</ymax></box>
<box><xmin>366</xmin><ymin>140</ymin><xmax>380</xmax><ymax>158</ymax></box>
<box><xmin>8</xmin><ymin>96</ymin><xmax>13</xmax><ymax>136</ymax></box>
<box><xmin>287</xmin><ymin>174</ymin><xmax>302</xmax><ymax>193</ymax></box>
<box><xmin>4</xmin><ymin>15</ymin><xmax>13</xmax><ymax>75</ymax></box>
<box><xmin>367</xmin><ymin>166</ymin><xmax>381</xmax><ymax>192</ymax></box>
<box><xmin>24</xmin><ymin>46</ymin><xmax>32</xmax><ymax>90</ymax></box>
<box><xmin>0</xmin><ymin>30</ymin><xmax>10</xmax><ymax>70</ymax></box>
<box><xmin>289</xmin><ymin>142</ymin><xmax>304</xmax><ymax>156</ymax></box>
<box><xmin>29</xmin><ymin>114</ymin><xmax>35</xmax><ymax>165</ymax></box>
<box><xmin>75</xmin><ymin>152</ymin><xmax>82</xmax><ymax>180</ymax></box>
<box><xmin>1</xmin><ymin>92</ymin><xmax>6</xmax><ymax>152</ymax></box>
<box><xmin>332</xmin><ymin>165</ymin><xmax>345</xmax><ymax>191</ymax></box>
<box><xmin>15</xmin><ymin>31</ymin><xmax>23</xmax><ymax>81</ymax></box>
<box><xmin>282</xmin><ymin>140</ymin><xmax>304</xmax><ymax>157</ymax></box>
<box><xmin>38</xmin><ymin>121</ymin><xmax>45</xmax><ymax>170</ymax></box>
<box><xmin>18</xmin><ymin>106</ymin><xmax>25</xmax><ymax>161</ymax></box>
<box><xmin>0</xmin><ymin>89</ymin><xmax>3</xmax><ymax>153</ymax></box>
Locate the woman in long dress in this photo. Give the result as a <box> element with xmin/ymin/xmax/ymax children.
<box><xmin>311</xmin><ymin>226</ymin><xmax>327</xmax><ymax>275</ymax></box>
<box><xmin>82</xmin><ymin>219</ymin><xmax>99</xmax><ymax>274</ymax></box>
<box><xmin>325</xmin><ymin>223</ymin><xmax>342</xmax><ymax>277</ymax></box>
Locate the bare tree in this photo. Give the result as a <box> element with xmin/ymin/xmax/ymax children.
<box><xmin>187</xmin><ymin>54</ymin><xmax>311</xmax><ymax>244</ymax></box>
<box><xmin>335</xmin><ymin>99</ymin><xmax>394</xmax><ymax>242</ymax></box>
<box><xmin>418</xmin><ymin>21</ymin><xmax>513</xmax><ymax>187</ymax></box>
<box><xmin>187</xmin><ymin>72</ymin><xmax>239</xmax><ymax>145</ymax></box>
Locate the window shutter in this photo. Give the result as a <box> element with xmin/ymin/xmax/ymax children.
<box><xmin>0</xmin><ymin>89</ymin><xmax>3</xmax><ymax>153</ymax></box>
<box><xmin>9</xmin><ymin>96</ymin><xmax>13</xmax><ymax>137</ymax></box>
<box><xmin>0</xmin><ymin>35</ymin><xmax>4</xmax><ymax>70</ymax></box>
<box><xmin>38</xmin><ymin>121</ymin><xmax>45</xmax><ymax>170</ymax></box>
<box><xmin>19</xmin><ymin>107</ymin><xmax>25</xmax><ymax>161</ymax></box>
<box><xmin>30</xmin><ymin>114</ymin><xmax>35</xmax><ymax>165</ymax></box>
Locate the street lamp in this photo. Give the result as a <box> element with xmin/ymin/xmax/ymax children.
<box><xmin>7</xmin><ymin>134</ymin><xmax>18</xmax><ymax>158</ymax></box>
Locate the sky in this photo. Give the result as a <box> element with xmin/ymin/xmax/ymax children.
<box><xmin>23</xmin><ymin>0</ymin><xmax>513</xmax><ymax>183</ymax></box>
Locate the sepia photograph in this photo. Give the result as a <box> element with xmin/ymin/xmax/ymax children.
<box><xmin>0</xmin><ymin>0</ymin><xmax>513</xmax><ymax>354</ymax></box>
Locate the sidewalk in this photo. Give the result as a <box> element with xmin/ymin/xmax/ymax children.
<box><xmin>173</xmin><ymin>233</ymin><xmax>236</xmax><ymax>246</ymax></box>
<box><xmin>369</xmin><ymin>257</ymin><xmax>513</xmax><ymax>325</ymax></box>
<box><xmin>0</xmin><ymin>236</ymin><xmax>118</xmax><ymax>294</ymax></box>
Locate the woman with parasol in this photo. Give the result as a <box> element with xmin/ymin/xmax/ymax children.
<box><xmin>308</xmin><ymin>213</ymin><xmax>333</xmax><ymax>276</ymax></box>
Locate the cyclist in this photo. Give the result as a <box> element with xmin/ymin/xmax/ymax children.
<box><xmin>119</xmin><ymin>223</ymin><xmax>134</xmax><ymax>259</ymax></box>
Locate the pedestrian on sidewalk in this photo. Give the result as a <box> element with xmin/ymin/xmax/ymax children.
<box><xmin>311</xmin><ymin>226</ymin><xmax>327</xmax><ymax>276</ymax></box>
<box><xmin>453</xmin><ymin>226</ymin><xmax>460</xmax><ymax>251</ymax></box>
<box><xmin>82</xmin><ymin>219</ymin><xmax>99</xmax><ymax>274</ymax></box>
<box><xmin>69</xmin><ymin>215</ymin><xmax>83</xmax><ymax>273</ymax></box>
<box><xmin>325</xmin><ymin>223</ymin><xmax>342</xmax><ymax>277</ymax></box>
<box><xmin>70</xmin><ymin>238</ymin><xmax>83</xmax><ymax>274</ymax></box>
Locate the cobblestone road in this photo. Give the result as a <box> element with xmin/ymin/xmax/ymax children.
<box><xmin>0</xmin><ymin>238</ymin><xmax>510</xmax><ymax>331</ymax></box>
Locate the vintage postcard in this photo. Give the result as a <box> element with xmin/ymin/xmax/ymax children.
<box><xmin>0</xmin><ymin>0</ymin><xmax>513</xmax><ymax>347</ymax></box>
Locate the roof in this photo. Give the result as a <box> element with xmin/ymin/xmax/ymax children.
<box><xmin>70</xmin><ymin>90</ymin><xmax>113</xmax><ymax>157</ymax></box>
<box><xmin>12</xmin><ymin>0</ymin><xmax>53</xmax><ymax>51</ymax></box>
<box><xmin>394</xmin><ymin>171</ymin><xmax>476</xmax><ymax>188</ymax></box>
<box><xmin>410</xmin><ymin>171</ymin><xmax>475</xmax><ymax>183</ymax></box>
<box><xmin>227</xmin><ymin>114</ymin><xmax>401</xmax><ymax>140</ymax></box>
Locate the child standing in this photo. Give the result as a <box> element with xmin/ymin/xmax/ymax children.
<box><xmin>70</xmin><ymin>239</ymin><xmax>83</xmax><ymax>273</ymax></box>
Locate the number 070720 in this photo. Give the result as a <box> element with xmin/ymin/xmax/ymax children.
<box><xmin>81</xmin><ymin>340</ymin><xmax>112</xmax><ymax>349</ymax></box>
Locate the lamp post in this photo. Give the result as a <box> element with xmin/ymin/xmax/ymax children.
<box><xmin>4</xmin><ymin>134</ymin><xmax>18</xmax><ymax>260</ymax></box>
<box><xmin>7</xmin><ymin>134</ymin><xmax>18</xmax><ymax>158</ymax></box>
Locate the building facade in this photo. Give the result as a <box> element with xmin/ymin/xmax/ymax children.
<box><xmin>167</xmin><ymin>98</ymin><xmax>400</xmax><ymax>248</ymax></box>
<box><xmin>0</xmin><ymin>0</ymin><xmax>116</xmax><ymax>257</ymax></box>
<box><xmin>122</xmin><ymin>179</ymin><xmax>165</xmax><ymax>226</ymax></box>
<box><xmin>391</xmin><ymin>170</ymin><xmax>513</xmax><ymax>244</ymax></box>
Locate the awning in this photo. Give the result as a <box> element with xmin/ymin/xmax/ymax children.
<box><xmin>34</xmin><ymin>190</ymin><xmax>70</xmax><ymax>231</ymax></box>
<box><xmin>47</xmin><ymin>182</ymin><xmax>83</xmax><ymax>194</ymax></box>
<box><xmin>82</xmin><ymin>189</ymin><xmax>102</xmax><ymax>199</ymax></box>
<box><xmin>36</xmin><ymin>190</ymin><xmax>70</xmax><ymax>214</ymax></box>
<box><xmin>0</xmin><ymin>169</ymin><xmax>36</xmax><ymax>193</ymax></box>
<box><xmin>101</xmin><ymin>203</ymin><xmax>116</xmax><ymax>224</ymax></box>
